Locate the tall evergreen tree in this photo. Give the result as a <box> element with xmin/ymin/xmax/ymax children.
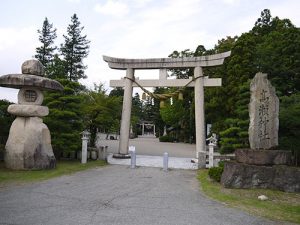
<box><xmin>211</xmin><ymin>9</ymin><xmax>300</xmax><ymax>156</ymax></box>
<box><xmin>46</xmin><ymin>54</ymin><xmax>67</xmax><ymax>80</ymax></box>
<box><xmin>35</xmin><ymin>17</ymin><xmax>57</xmax><ymax>73</ymax></box>
<box><xmin>60</xmin><ymin>14</ymin><xmax>90</xmax><ymax>81</ymax></box>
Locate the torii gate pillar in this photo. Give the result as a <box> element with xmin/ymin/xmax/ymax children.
<box><xmin>103</xmin><ymin>51</ymin><xmax>231</xmax><ymax>167</ymax></box>
<box><xmin>194</xmin><ymin>66</ymin><xmax>206</xmax><ymax>167</ymax></box>
<box><xmin>115</xmin><ymin>68</ymin><xmax>134</xmax><ymax>158</ymax></box>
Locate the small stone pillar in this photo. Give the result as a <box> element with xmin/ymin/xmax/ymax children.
<box><xmin>0</xmin><ymin>60</ymin><xmax>63</xmax><ymax>170</ymax></box>
<box><xmin>206</xmin><ymin>133</ymin><xmax>217</xmax><ymax>168</ymax></box>
<box><xmin>208</xmin><ymin>143</ymin><xmax>214</xmax><ymax>168</ymax></box>
<box><xmin>96</xmin><ymin>146</ymin><xmax>108</xmax><ymax>161</ymax></box>
<box><xmin>142</xmin><ymin>123</ymin><xmax>145</xmax><ymax>136</ymax></box>
<box><xmin>129</xmin><ymin>125</ymin><xmax>134</xmax><ymax>139</ymax></box>
<box><xmin>81</xmin><ymin>130</ymin><xmax>90</xmax><ymax>164</ymax></box>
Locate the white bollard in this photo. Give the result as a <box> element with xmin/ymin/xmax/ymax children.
<box><xmin>163</xmin><ymin>152</ymin><xmax>169</xmax><ymax>171</ymax></box>
<box><xmin>129</xmin><ymin>146</ymin><xmax>136</xmax><ymax>169</ymax></box>
<box><xmin>208</xmin><ymin>143</ymin><xmax>214</xmax><ymax>168</ymax></box>
<box><xmin>129</xmin><ymin>146</ymin><xmax>135</xmax><ymax>152</ymax></box>
<box><xmin>81</xmin><ymin>137</ymin><xmax>88</xmax><ymax>164</ymax></box>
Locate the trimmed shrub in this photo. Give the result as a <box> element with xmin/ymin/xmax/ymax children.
<box><xmin>220</xmin><ymin>145</ymin><xmax>235</xmax><ymax>154</ymax></box>
<box><xmin>208</xmin><ymin>162</ymin><xmax>225</xmax><ymax>182</ymax></box>
<box><xmin>208</xmin><ymin>166</ymin><xmax>224</xmax><ymax>182</ymax></box>
<box><xmin>0</xmin><ymin>144</ymin><xmax>4</xmax><ymax>161</ymax></box>
<box><xmin>218</xmin><ymin>161</ymin><xmax>225</xmax><ymax>168</ymax></box>
<box><xmin>159</xmin><ymin>135</ymin><xmax>174</xmax><ymax>142</ymax></box>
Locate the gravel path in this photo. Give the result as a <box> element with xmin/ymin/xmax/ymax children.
<box><xmin>0</xmin><ymin>165</ymin><xmax>278</xmax><ymax>225</ymax></box>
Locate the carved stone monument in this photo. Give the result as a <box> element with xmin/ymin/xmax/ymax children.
<box><xmin>221</xmin><ymin>73</ymin><xmax>299</xmax><ymax>192</ymax></box>
<box><xmin>249</xmin><ymin>72</ymin><xmax>279</xmax><ymax>149</ymax></box>
<box><xmin>0</xmin><ymin>60</ymin><xmax>63</xmax><ymax>170</ymax></box>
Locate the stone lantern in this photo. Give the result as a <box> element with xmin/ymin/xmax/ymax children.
<box><xmin>0</xmin><ymin>59</ymin><xmax>63</xmax><ymax>170</ymax></box>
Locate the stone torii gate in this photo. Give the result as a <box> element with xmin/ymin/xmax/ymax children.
<box><xmin>103</xmin><ymin>51</ymin><xmax>231</xmax><ymax>168</ymax></box>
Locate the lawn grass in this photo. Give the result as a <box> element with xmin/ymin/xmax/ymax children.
<box><xmin>0</xmin><ymin>160</ymin><xmax>106</xmax><ymax>186</ymax></box>
<box><xmin>197</xmin><ymin>170</ymin><xmax>300</xmax><ymax>224</ymax></box>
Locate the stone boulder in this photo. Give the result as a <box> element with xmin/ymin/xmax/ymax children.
<box><xmin>221</xmin><ymin>161</ymin><xmax>300</xmax><ymax>193</ymax></box>
<box><xmin>5</xmin><ymin>117</ymin><xmax>56</xmax><ymax>170</ymax></box>
<box><xmin>21</xmin><ymin>59</ymin><xmax>45</xmax><ymax>76</ymax></box>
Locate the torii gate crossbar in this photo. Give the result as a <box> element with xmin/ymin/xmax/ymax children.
<box><xmin>103</xmin><ymin>51</ymin><xmax>231</xmax><ymax>168</ymax></box>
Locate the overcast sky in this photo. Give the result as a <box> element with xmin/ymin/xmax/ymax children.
<box><xmin>1</xmin><ymin>0</ymin><xmax>300</xmax><ymax>102</ymax></box>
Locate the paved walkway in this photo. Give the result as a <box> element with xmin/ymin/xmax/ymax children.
<box><xmin>0</xmin><ymin>165</ymin><xmax>278</xmax><ymax>225</ymax></box>
<box><xmin>101</xmin><ymin>137</ymin><xmax>197</xmax><ymax>158</ymax></box>
<box><xmin>103</xmin><ymin>138</ymin><xmax>225</xmax><ymax>169</ymax></box>
<box><xmin>107</xmin><ymin>153</ymin><xmax>199</xmax><ymax>170</ymax></box>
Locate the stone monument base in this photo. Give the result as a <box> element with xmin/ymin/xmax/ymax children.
<box><xmin>221</xmin><ymin>161</ymin><xmax>300</xmax><ymax>193</ymax></box>
<box><xmin>235</xmin><ymin>149</ymin><xmax>291</xmax><ymax>165</ymax></box>
<box><xmin>113</xmin><ymin>153</ymin><xmax>131</xmax><ymax>159</ymax></box>
<box><xmin>5</xmin><ymin>117</ymin><xmax>56</xmax><ymax>170</ymax></box>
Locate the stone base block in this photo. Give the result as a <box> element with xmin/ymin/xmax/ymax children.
<box><xmin>197</xmin><ymin>152</ymin><xmax>207</xmax><ymax>169</ymax></box>
<box><xmin>5</xmin><ymin>117</ymin><xmax>56</xmax><ymax>170</ymax></box>
<box><xmin>113</xmin><ymin>153</ymin><xmax>131</xmax><ymax>159</ymax></box>
<box><xmin>235</xmin><ymin>149</ymin><xmax>291</xmax><ymax>165</ymax></box>
<box><xmin>90</xmin><ymin>150</ymin><xmax>97</xmax><ymax>160</ymax></box>
<box><xmin>8</xmin><ymin>104</ymin><xmax>49</xmax><ymax>117</ymax></box>
<box><xmin>96</xmin><ymin>146</ymin><xmax>107</xmax><ymax>161</ymax></box>
<box><xmin>221</xmin><ymin>161</ymin><xmax>300</xmax><ymax>193</ymax></box>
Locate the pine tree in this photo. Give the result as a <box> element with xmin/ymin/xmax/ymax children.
<box><xmin>0</xmin><ymin>100</ymin><xmax>15</xmax><ymax>148</ymax></box>
<box><xmin>82</xmin><ymin>86</ymin><xmax>122</xmax><ymax>145</ymax></box>
<box><xmin>35</xmin><ymin>17</ymin><xmax>57</xmax><ymax>73</ymax></box>
<box><xmin>219</xmin><ymin>81</ymin><xmax>250</xmax><ymax>154</ymax></box>
<box><xmin>43</xmin><ymin>79</ymin><xmax>85</xmax><ymax>157</ymax></box>
<box><xmin>279</xmin><ymin>93</ymin><xmax>300</xmax><ymax>165</ymax></box>
<box><xmin>60</xmin><ymin>14</ymin><xmax>90</xmax><ymax>81</ymax></box>
<box><xmin>109</xmin><ymin>87</ymin><xmax>124</xmax><ymax>97</ymax></box>
<box><xmin>46</xmin><ymin>54</ymin><xmax>67</xmax><ymax>80</ymax></box>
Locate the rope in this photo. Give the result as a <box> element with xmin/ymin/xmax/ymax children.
<box><xmin>124</xmin><ymin>75</ymin><xmax>204</xmax><ymax>100</ymax></box>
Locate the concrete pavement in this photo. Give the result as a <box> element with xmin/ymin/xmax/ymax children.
<box><xmin>101</xmin><ymin>137</ymin><xmax>197</xmax><ymax>158</ymax></box>
<box><xmin>103</xmin><ymin>138</ymin><xmax>221</xmax><ymax>169</ymax></box>
<box><xmin>0</xmin><ymin>165</ymin><xmax>278</xmax><ymax>225</ymax></box>
<box><xmin>107</xmin><ymin>153</ymin><xmax>199</xmax><ymax>170</ymax></box>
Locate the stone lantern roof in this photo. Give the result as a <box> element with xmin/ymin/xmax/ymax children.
<box><xmin>0</xmin><ymin>59</ymin><xmax>63</xmax><ymax>91</ymax></box>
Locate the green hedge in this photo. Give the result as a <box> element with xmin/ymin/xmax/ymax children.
<box><xmin>220</xmin><ymin>145</ymin><xmax>235</xmax><ymax>154</ymax></box>
<box><xmin>159</xmin><ymin>135</ymin><xmax>174</xmax><ymax>142</ymax></box>
<box><xmin>208</xmin><ymin>161</ymin><xmax>225</xmax><ymax>182</ymax></box>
